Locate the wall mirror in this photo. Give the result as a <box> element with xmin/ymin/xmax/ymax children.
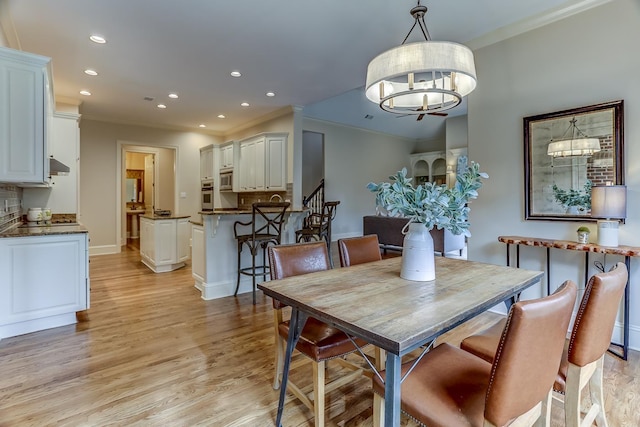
<box><xmin>524</xmin><ymin>100</ymin><xmax>624</xmax><ymax>221</ymax></box>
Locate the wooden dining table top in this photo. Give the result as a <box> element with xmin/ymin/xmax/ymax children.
<box><xmin>259</xmin><ymin>256</ymin><xmax>543</xmax><ymax>355</ymax></box>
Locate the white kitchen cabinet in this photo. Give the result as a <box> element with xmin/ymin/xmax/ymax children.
<box><xmin>237</xmin><ymin>133</ymin><xmax>287</xmax><ymax>192</ymax></box>
<box><xmin>220</xmin><ymin>142</ymin><xmax>234</xmax><ymax>170</ymax></box>
<box><xmin>200</xmin><ymin>145</ymin><xmax>214</xmax><ymax>181</ymax></box>
<box><xmin>0</xmin><ymin>232</ymin><xmax>89</xmax><ymax>339</ymax></box>
<box><xmin>140</xmin><ymin>216</ymin><xmax>191</xmax><ymax>273</ymax></box>
<box><xmin>0</xmin><ymin>47</ymin><xmax>52</xmax><ymax>184</ymax></box>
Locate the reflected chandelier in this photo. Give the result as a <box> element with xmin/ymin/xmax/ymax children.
<box><xmin>365</xmin><ymin>0</ymin><xmax>477</xmax><ymax>116</ymax></box>
<box><xmin>547</xmin><ymin>117</ymin><xmax>601</xmax><ymax>158</ymax></box>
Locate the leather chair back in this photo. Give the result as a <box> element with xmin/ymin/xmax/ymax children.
<box><xmin>568</xmin><ymin>262</ymin><xmax>627</xmax><ymax>367</ymax></box>
<box><xmin>268</xmin><ymin>242</ymin><xmax>331</xmax><ymax>309</ymax></box>
<box><xmin>484</xmin><ymin>280</ymin><xmax>577</xmax><ymax>426</ymax></box>
<box><xmin>338</xmin><ymin>235</ymin><xmax>382</xmax><ymax>267</ymax></box>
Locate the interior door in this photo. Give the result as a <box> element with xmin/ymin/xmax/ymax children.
<box><xmin>144</xmin><ymin>154</ymin><xmax>155</xmax><ymax>212</ymax></box>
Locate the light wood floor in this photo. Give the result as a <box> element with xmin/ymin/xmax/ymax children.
<box><xmin>1</xmin><ymin>242</ymin><xmax>638</xmax><ymax>426</ymax></box>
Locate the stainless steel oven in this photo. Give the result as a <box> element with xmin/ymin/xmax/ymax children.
<box><xmin>201</xmin><ymin>179</ymin><xmax>214</xmax><ymax>211</ymax></box>
<box><xmin>219</xmin><ymin>171</ymin><xmax>233</xmax><ymax>191</ymax></box>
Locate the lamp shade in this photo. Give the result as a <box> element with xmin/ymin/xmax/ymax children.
<box><xmin>547</xmin><ymin>137</ymin><xmax>601</xmax><ymax>157</ymax></box>
<box><xmin>591</xmin><ymin>185</ymin><xmax>626</xmax><ymax>219</ymax></box>
<box><xmin>365</xmin><ymin>41</ymin><xmax>477</xmax><ymax>114</ymax></box>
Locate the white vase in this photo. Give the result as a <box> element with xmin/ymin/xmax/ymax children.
<box><xmin>401</xmin><ymin>223</ymin><xmax>435</xmax><ymax>281</ymax></box>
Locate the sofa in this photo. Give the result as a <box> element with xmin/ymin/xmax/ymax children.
<box><xmin>362</xmin><ymin>215</ymin><xmax>466</xmax><ymax>256</ymax></box>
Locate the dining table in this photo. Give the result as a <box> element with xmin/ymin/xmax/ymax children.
<box><xmin>258</xmin><ymin>255</ymin><xmax>544</xmax><ymax>427</ymax></box>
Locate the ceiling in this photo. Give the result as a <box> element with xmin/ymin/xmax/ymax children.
<box><xmin>1</xmin><ymin>0</ymin><xmax>600</xmax><ymax>140</ymax></box>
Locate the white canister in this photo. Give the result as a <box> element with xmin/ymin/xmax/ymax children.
<box><xmin>27</xmin><ymin>208</ymin><xmax>43</xmax><ymax>222</ymax></box>
<box><xmin>400</xmin><ymin>222</ymin><xmax>436</xmax><ymax>281</ymax></box>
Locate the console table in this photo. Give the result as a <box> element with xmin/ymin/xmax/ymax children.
<box><xmin>498</xmin><ymin>235</ymin><xmax>639</xmax><ymax>360</ymax></box>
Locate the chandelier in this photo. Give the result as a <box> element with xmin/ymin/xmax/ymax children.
<box><xmin>365</xmin><ymin>0</ymin><xmax>477</xmax><ymax>116</ymax></box>
<box><xmin>547</xmin><ymin>117</ymin><xmax>601</xmax><ymax>157</ymax></box>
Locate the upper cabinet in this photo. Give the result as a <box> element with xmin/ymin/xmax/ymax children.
<box><xmin>237</xmin><ymin>133</ymin><xmax>287</xmax><ymax>192</ymax></box>
<box><xmin>220</xmin><ymin>142</ymin><xmax>234</xmax><ymax>170</ymax></box>
<box><xmin>199</xmin><ymin>145</ymin><xmax>214</xmax><ymax>181</ymax></box>
<box><xmin>0</xmin><ymin>47</ymin><xmax>52</xmax><ymax>184</ymax></box>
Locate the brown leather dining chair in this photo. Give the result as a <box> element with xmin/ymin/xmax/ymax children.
<box><xmin>372</xmin><ymin>280</ymin><xmax>577</xmax><ymax>427</ymax></box>
<box><xmin>268</xmin><ymin>241</ymin><xmax>369</xmax><ymax>427</ymax></box>
<box><xmin>460</xmin><ymin>262</ymin><xmax>627</xmax><ymax>427</ymax></box>
<box><xmin>337</xmin><ymin>234</ymin><xmax>382</xmax><ymax>267</ymax></box>
<box><xmin>233</xmin><ymin>201</ymin><xmax>289</xmax><ymax>304</ymax></box>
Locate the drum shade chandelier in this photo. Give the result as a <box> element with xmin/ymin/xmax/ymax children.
<box><xmin>547</xmin><ymin>117</ymin><xmax>601</xmax><ymax>157</ymax></box>
<box><xmin>365</xmin><ymin>0</ymin><xmax>477</xmax><ymax>116</ymax></box>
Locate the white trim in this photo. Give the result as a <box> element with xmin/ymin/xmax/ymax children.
<box><xmin>89</xmin><ymin>244</ymin><xmax>119</xmax><ymax>256</ymax></box>
<box><xmin>466</xmin><ymin>0</ymin><xmax>614</xmax><ymax>50</ymax></box>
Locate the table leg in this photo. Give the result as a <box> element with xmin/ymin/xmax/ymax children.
<box><xmin>546</xmin><ymin>247</ymin><xmax>551</xmax><ymax>295</ymax></box>
<box><xmin>275</xmin><ymin>308</ymin><xmax>309</xmax><ymax>427</ymax></box>
<box><xmin>384</xmin><ymin>353</ymin><xmax>401</xmax><ymax>427</ymax></box>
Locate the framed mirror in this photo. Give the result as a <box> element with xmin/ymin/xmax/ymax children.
<box><xmin>524</xmin><ymin>100</ymin><xmax>624</xmax><ymax>221</ymax></box>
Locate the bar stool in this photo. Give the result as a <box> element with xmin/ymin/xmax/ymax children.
<box><xmin>295</xmin><ymin>201</ymin><xmax>339</xmax><ymax>262</ymax></box>
<box><xmin>233</xmin><ymin>201</ymin><xmax>290</xmax><ymax>304</ymax></box>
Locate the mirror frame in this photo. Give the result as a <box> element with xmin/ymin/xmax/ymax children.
<box><xmin>524</xmin><ymin>100</ymin><xmax>624</xmax><ymax>221</ymax></box>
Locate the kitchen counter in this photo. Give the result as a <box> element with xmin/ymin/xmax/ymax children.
<box><xmin>200</xmin><ymin>207</ymin><xmax>307</xmax><ymax>215</ymax></box>
<box><xmin>140</xmin><ymin>213</ymin><xmax>191</xmax><ymax>221</ymax></box>
<box><xmin>0</xmin><ymin>223</ymin><xmax>88</xmax><ymax>238</ymax></box>
<box><xmin>192</xmin><ymin>208</ymin><xmax>307</xmax><ymax>300</ymax></box>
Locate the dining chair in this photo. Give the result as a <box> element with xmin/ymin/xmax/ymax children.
<box><xmin>268</xmin><ymin>241</ymin><xmax>369</xmax><ymax>427</ymax></box>
<box><xmin>372</xmin><ymin>280</ymin><xmax>577</xmax><ymax>427</ymax></box>
<box><xmin>295</xmin><ymin>200</ymin><xmax>340</xmax><ymax>263</ymax></box>
<box><xmin>233</xmin><ymin>201</ymin><xmax>290</xmax><ymax>304</ymax></box>
<box><xmin>337</xmin><ymin>234</ymin><xmax>382</xmax><ymax>267</ymax></box>
<box><xmin>460</xmin><ymin>262</ymin><xmax>627</xmax><ymax>427</ymax></box>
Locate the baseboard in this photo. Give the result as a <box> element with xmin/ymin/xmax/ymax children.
<box><xmin>89</xmin><ymin>245</ymin><xmax>119</xmax><ymax>256</ymax></box>
<box><xmin>195</xmin><ymin>277</ymin><xmax>257</xmax><ymax>301</ymax></box>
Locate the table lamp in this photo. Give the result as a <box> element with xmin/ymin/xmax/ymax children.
<box><xmin>591</xmin><ymin>185</ymin><xmax>626</xmax><ymax>247</ymax></box>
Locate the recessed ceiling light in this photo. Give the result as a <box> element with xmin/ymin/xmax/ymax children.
<box><xmin>230</xmin><ymin>71</ymin><xmax>241</xmax><ymax>77</ymax></box>
<box><xmin>157</xmin><ymin>104</ymin><xmax>167</xmax><ymax>109</ymax></box>
<box><xmin>241</xmin><ymin>102</ymin><xmax>250</xmax><ymax>107</ymax></box>
<box><xmin>217</xmin><ymin>114</ymin><xmax>226</xmax><ymax>119</ymax></box>
<box><xmin>199</xmin><ymin>124</ymin><xmax>206</xmax><ymax>128</ymax></box>
<box><xmin>79</xmin><ymin>90</ymin><xmax>91</xmax><ymax>96</ymax></box>
<box><xmin>84</xmin><ymin>69</ymin><xmax>98</xmax><ymax>76</ymax></box>
<box><xmin>89</xmin><ymin>35</ymin><xmax>106</xmax><ymax>44</ymax></box>
<box><xmin>168</xmin><ymin>93</ymin><xmax>179</xmax><ymax>99</ymax></box>
<box><xmin>266</xmin><ymin>92</ymin><xmax>275</xmax><ymax>97</ymax></box>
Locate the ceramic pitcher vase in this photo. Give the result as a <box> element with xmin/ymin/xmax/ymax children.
<box><xmin>400</xmin><ymin>222</ymin><xmax>435</xmax><ymax>281</ymax></box>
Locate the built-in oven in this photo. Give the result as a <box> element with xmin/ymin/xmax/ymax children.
<box><xmin>201</xmin><ymin>179</ymin><xmax>214</xmax><ymax>211</ymax></box>
<box><xmin>219</xmin><ymin>171</ymin><xmax>233</xmax><ymax>191</ymax></box>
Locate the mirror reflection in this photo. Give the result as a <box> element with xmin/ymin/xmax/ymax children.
<box><xmin>524</xmin><ymin>100</ymin><xmax>623</xmax><ymax>221</ymax></box>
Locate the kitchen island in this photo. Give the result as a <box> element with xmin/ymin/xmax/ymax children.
<box><xmin>139</xmin><ymin>213</ymin><xmax>191</xmax><ymax>273</ymax></box>
<box><xmin>0</xmin><ymin>223</ymin><xmax>89</xmax><ymax>339</ymax></box>
<box><xmin>192</xmin><ymin>208</ymin><xmax>307</xmax><ymax>300</ymax></box>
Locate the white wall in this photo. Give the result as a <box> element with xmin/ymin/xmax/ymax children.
<box><xmin>80</xmin><ymin>119</ymin><xmax>220</xmax><ymax>253</ymax></box>
<box><xmin>446</xmin><ymin>115</ymin><xmax>468</xmax><ymax>150</ymax></box>
<box><xmin>303</xmin><ymin>118</ymin><xmax>417</xmax><ymax>239</ymax></box>
<box><xmin>467</xmin><ymin>0</ymin><xmax>640</xmax><ymax>349</ymax></box>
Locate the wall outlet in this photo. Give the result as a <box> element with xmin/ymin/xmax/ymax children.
<box><xmin>180</xmin><ymin>191</ymin><xmax>187</xmax><ymax>198</ymax></box>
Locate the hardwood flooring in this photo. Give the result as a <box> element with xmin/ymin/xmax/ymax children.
<box><xmin>0</xmin><ymin>243</ymin><xmax>638</xmax><ymax>426</ymax></box>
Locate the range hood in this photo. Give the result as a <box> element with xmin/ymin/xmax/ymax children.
<box><xmin>49</xmin><ymin>157</ymin><xmax>70</xmax><ymax>176</ymax></box>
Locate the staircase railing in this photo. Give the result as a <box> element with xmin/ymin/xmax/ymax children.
<box><xmin>302</xmin><ymin>179</ymin><xmax>324</xmax><ymax>223</ymax></box>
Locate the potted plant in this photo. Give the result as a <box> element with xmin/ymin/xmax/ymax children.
<box><xmin>367</xmin><ymin>162</ymin><xmax>488</xmax><ymax>281</ymax></box>
<box><xmin>552</xmin><ymin>181</ymin><xmax>592</xmax><ymax>214</ymax></box>
<box><xmin>577</xmin><ymin>226</ymin><xmax>591</xmax><ymax>244</ymax></box>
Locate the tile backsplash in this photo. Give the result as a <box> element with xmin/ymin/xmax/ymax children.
<box><xmin>0</xmin><ymin>185</ymin><xmax>23</xmax><ymax>232</ymax></box>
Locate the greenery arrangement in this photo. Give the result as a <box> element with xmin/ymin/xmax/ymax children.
<box><xmin>367</xmin><ymin>162</ymin><xmax>488</xmax><ymax>237</ymax></box>
<box><xmin>577</xmin><ymin>226</ymin><xmax>591</xmax><ymax>233</ymax></box>
<box><xmin>552</xmin><ymin>180</ymin><xmax>592</xmax><ymax>210</ymax></box>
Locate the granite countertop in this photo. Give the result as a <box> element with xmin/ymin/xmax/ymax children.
<box><xmin>139</xmin><ymin>214</ymin><xmax>191</xmax><ymax>220</ymax></box>
<box><xmin>0</xmin><ymin>223</ymin><xmax>89</xmax><ymax>238</ymax></box>
<box><xmin>200</xmin><ymin>207</ymin><xmax>308</xmax><ymax>215</ymax></box>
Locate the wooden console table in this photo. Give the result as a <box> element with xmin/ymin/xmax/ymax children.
<box><xmin>499</xmin><ymin>235</ymin><xmax>639</xmax><ymax>360</ymax></box>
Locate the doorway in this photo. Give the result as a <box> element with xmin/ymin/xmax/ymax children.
<box><xmin>117</xmin><ymin>142</ymin><xmax>177</xmax><ymax>249</ymax></box>
<box><xmin>302</xmin><ymin>131</ymin><xmax>324</xmax><ymax>199</ymax></box>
